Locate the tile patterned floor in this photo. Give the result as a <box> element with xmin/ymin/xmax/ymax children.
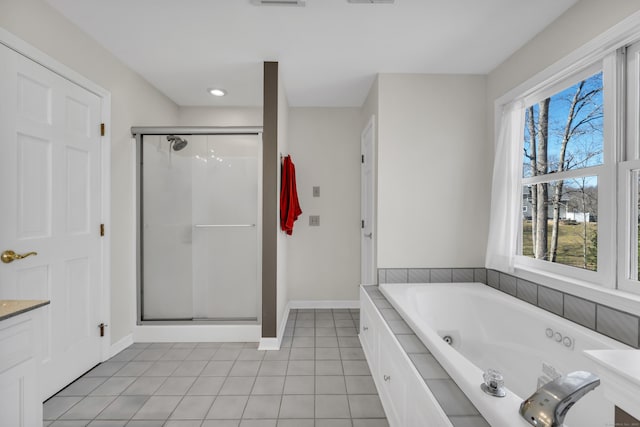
<box><xmin>43</xmin><ymin>309</ymin><xmax>389</xmax><ymax>427</ymax></box>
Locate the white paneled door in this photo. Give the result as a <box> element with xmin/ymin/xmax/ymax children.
<box><xmin>0</xmin><ymin>43</ymin><xmax>103</xmax><ymax>399</ymax></box>
<box><xmin>361</xmin><ymin>115</ymin><xmax>376</xmax><ymax>285</ymax></box>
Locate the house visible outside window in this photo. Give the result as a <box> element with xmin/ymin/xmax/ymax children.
<box><xmin>521</xmin><ymin>72</ymin><xmax>603</xmax><ymax>273</ymax></box>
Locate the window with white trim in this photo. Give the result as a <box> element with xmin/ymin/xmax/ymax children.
<box><xmin>619</xmin><ymin>40</ymin><xmax>640</xmax><ymax>294</ymax></box>
<box><xmin>521</xmin><ymin>70</ymin><xmax>603</xmax><ymax>270</ymax></box>
<box><xmin>512</xmin><ymin>54</ymin><xmax>619</xmax><ymax>288</ymax></box>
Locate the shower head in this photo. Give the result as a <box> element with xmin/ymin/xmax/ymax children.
<box><xmin>167</xmin><ymin>135</ymin><xmax>188</xmax><ymax>151</ymax></box>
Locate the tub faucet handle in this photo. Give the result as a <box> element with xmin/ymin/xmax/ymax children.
<box><xmin>481</xmin><ymin>368</ymin><xmax>506</xmax><ymax>397</ymax></box>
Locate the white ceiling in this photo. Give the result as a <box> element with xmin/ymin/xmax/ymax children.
<box><xmin>45</xmin><ymin>0</ymin><xmax>577</xmax><ymax>107</ymax></box>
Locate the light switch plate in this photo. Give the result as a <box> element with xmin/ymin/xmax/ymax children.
<box><xmin>313</xmin><ymin>186</ymin><xmax>320</xmax><ymax>197</ymax></box>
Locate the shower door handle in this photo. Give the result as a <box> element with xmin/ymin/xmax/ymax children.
<box><xmin>194</xmin><ymin>224</ymin><xmax>256</xmax><ymax>228</ymax></box>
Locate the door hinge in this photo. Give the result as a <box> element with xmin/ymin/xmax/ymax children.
<box><xmin>361</xmin><ymin>154</ymin><xmax>364</xmax><ymax>164</ymax></box>
<box><xmin>100</xmin><ymin>123</ymin><xmax>105</xmax><ymax>136</ymax></box>
<box><xmin>98</xmin><ymin>323</ymin><xmax>108</xmax><ymax>337</ymax></box>
<box><xmin>361</xmin><ymin>220</ymin><xmax>365</xmax><ymax>229</ymax></box>
<box><xmin>100</xmin><ymin>224</ymin><xmax>105</xmax><ymax>237</ymax></box>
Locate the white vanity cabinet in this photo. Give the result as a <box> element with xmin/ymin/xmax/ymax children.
<box><xmin>359</xmin><ymin>295</ymin><xmax>378</xmax><ymax>359</ymax></box>
<box><xmin>359</xmin><ymin>287</ymin><xmax>452</xmax><ymax>427</ymax></box>
<box><xmin>377</xmin><ymin>328</ymin><xmax>409</xmax><ymax>425</ymax></box>
<box><xmin>0</xmin><ymin>303</ymin><xmax>46</xmax><ymax>427</ymax></box>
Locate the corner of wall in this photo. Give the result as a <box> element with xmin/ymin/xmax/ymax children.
<box><xmin>276</xmin><ymin>71</ymin><xmax>290</xmax><ymax>339</ymax></box>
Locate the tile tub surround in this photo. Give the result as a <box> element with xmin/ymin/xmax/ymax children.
<box><xmin>44</xmin><ymin>308</ymin><xmax>389</xmax><ymax>426</ymax></box>
<box><xmin>378</xmin><ymin>267</ymin><xmax>640</xmax><ymax>348</ymax></box>
<box><xmin>362</xmin><ymin>285</ymin><xmax>490</xmax><ymax>427</ymax></box>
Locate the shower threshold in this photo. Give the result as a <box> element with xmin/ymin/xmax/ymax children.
<box><xmin>139</xmin><ymin>317</ymin><xmax>259</xmax><ymax>325</ymax></box>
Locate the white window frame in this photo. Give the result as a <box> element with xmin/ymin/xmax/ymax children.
<box><xmin>618</xmin><ymin>160</ymin><xmax>640</xmax><ymax>293</ymax></box>
<box><xmin>514</xmin><ymin>57</ymin><xmax>618</xmax><ymax>289</ymax></box>
<box><xmin>492</xmin><ymin>11</ymin><xmax>640</xmax><ymax>312</ymax></box>
<box><xmin>618</xmin><ymin>40</ymin><xmax>640</xmax><ymax>293</ymax></box>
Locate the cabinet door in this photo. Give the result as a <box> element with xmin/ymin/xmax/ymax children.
<box><xmin>0</xmin><ymin>357</ymin><xmax>40</xmax><ymax>427</ymax></box>
<box><xmin>359</xmin><ymin>292</ymin><xmax>378</xmax><ymax>363</ymax></box>
<box><xmin>377</xmin><ymin>328</ymin><xmax>408</xmax><ymax>427</ymax></box>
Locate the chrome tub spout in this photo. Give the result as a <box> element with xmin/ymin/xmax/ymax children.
<box><xmin>519</xmin><ymin>371</ymin><xmax>600</xmax><ymax>427</ymax></box>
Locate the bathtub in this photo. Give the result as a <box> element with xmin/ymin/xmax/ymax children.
<box><xmin>380</xmin><ymin>282</ymin><xmax>629</xmax><ymax>427</ymax></box>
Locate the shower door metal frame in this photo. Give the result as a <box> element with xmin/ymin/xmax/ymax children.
<box><xmin>132</xmin><ymin>126</ymin><xmax>264</xmax><ymax>325</ymax></box>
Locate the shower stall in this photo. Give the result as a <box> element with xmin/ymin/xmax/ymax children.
<box><xmin>133</xmin><ymin>127</ymin><xmax>262</xmax><ymax>325</ymax></box>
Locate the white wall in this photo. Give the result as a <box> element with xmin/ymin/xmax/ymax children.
<box><xmin>287</xmin><ymin>108</ymin><xmax>362</xmax><ymax>302</ymax></box>
<box><xmin>277</xmin><ymin>76</ymin><xmax>289</xmax><ymax>333</ymax></box>
<box><xmin>361</xmin><ymin>77</ymin><xmax>379</xmax><ymax>130</ymax></box>
<box><xmin>178</xmin><ymin>107</ymin><xmax>262</xmax><ymax>126</ymax></box>
<box><xmin>377</xmin><ymin>74</ymin><xmax>488</xmax><ymax>268</ymax></box>
<box><xmin>487</xmin><ymin>0</ymin><xmax>640</xmax><ymax>144</ymax></box>
<box><xmin>0</xmin><ymin>0</ymin><xmax>179</xmax><ymax>345</ymax></box>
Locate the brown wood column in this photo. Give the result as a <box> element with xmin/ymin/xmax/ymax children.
<box><xmin>262</xmin><ymin>61</ymin><xmax>278</xmax><ymax>338</ymax></box>
<box><xmin>616</xmin><ymin>407</ymin><xmax>640</xmax><ymax>426</ymax></box>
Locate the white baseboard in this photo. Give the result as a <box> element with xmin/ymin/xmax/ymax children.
<box><xmin>128</xmin><ymin>300</ymin><xmax>358</xmax><ymax>350</ymax></box>
<box><xmin>288</xmin><ymin>300</ymin><xmax>359</xmax><ymax>309</ymax></box>
<box><xmin>258</xmin><ymin>337</ymin><xmax>280</xmax><ymax>351</ymax></box>
<box><xmin>258</xmin><ymin>302</ymin><xmax>291</xmax><ymax>351</ymax></box>
<box><xmin>109</xmin><ymin>334</ymin><xmax>134</xmax><ymax>358</ymax></box>
<box><xmin>133</xmin><ymin>325</ymin><xmax>261</xmax><ymax>343</ymax></box>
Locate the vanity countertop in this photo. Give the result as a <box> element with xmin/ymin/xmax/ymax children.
<box><xmin>585</xmin><ymin>349</ymin><xmax>640</xmax><ymax>420</ymax></box>
<box><xmin>585</xmin><ymin>349</ymin><xmax>640</xmax><ymax>385</ymax></box>
<box><xmin>0</xmin><ymin>300</ymin><xmax>50</xmax><ymax>322</ymax></box>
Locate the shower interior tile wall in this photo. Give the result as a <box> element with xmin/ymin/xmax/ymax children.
<box><xmin>377</xmin><ymin>268</ymin><xmax>640</xmax><ymax>348</ymax></box>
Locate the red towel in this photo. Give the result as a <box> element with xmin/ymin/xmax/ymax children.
<box><xmin>280</xmin><ymin>155</ymin><xmax>302</xmax><ymax>235</ymax></box>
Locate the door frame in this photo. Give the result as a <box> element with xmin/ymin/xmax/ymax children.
<box><xmin>361</xmin><ymin>115</ymin><xmax>376</xmax><ymax>285</ymax></box>
<box><xmin>0</xmin><ymin>27</ymin><xmax>112</xmax><ymax>361</ymax></box>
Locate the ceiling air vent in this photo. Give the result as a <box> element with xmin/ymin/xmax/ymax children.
<box><xmin>251</xmin><ymin>0</ymin><xmax>306</xmax><ymax>6</ymax></box>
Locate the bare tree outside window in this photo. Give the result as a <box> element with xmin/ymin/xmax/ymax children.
<box><xmin>522</xmin><ymin>72</ymin><xmax>603</xmax><ymax>271</ymax></box>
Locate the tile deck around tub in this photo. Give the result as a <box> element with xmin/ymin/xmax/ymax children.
<box><xmin>363</xmin><ymin>285</ymin><xmax>490</xmax><ymax>427</ymax></box>
<box><xmin>378</xmin><ymin>267</ymin><xmax>640</xmax><ymax>349</ymax></box>
<box><xmin>43</xmin><ymin>308</ymin><xmax>389</xmax><ymax>427</ymax></box>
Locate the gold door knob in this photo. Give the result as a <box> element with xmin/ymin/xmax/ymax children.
<box><xmin>1</xmin><ymin>250</ymin><xmax>38</xmax><ymax>264</ymax></box>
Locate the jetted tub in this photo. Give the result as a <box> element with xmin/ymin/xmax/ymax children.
<box><xmin>380</xmin><ymin>282</ymin><xmax>629</xmax><ymax>427</ymax></box>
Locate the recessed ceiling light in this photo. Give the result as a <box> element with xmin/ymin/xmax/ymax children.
<box><xmin>208</xmin><ymin>88</ymin><xmax>227</xmax><ymax>97</ymax></box>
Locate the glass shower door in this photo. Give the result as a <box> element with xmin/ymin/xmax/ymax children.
<box><xmin>141</xmin><ymin>133</ymin><xmax>260</xmax><ymax>322</ymax></box>
<box><xmin>191</xmin><ymin>135</ymin><xmax>260</xmax><ymax>320</ymax></box>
